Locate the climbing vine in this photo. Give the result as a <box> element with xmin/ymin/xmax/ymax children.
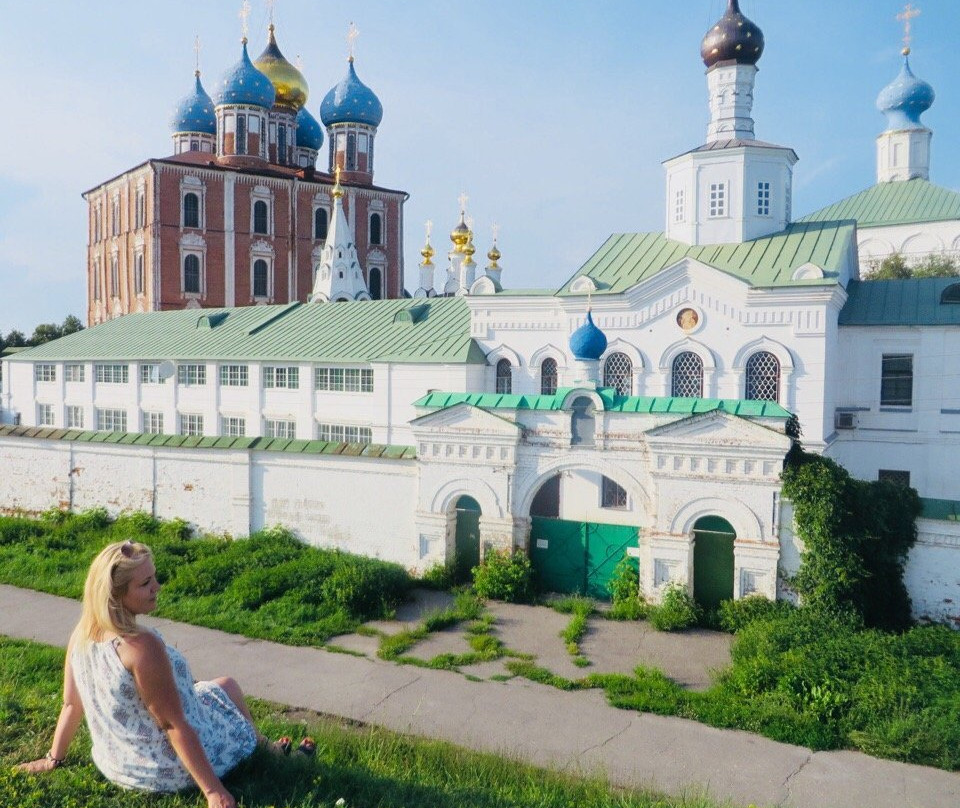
<box><xmin>781</xmin><ymin>452</ymin><xmax>921</xmax><ymax>631</ymax></box>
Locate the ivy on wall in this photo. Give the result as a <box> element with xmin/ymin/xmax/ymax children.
<box><xmin>782</xmin><ymin>452</ymin><xmax>921</xmax><ymax>631</ymax></box>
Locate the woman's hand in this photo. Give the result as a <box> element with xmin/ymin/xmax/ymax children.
<box><xmin>14</xmin><ymin>756</ymin><xmax>59</xmax><ymax>774</ymax></box>
<box><xmin>205</xmin><ymin>785</ymin><xmax>237</xmax><ymax>808</ymax></box>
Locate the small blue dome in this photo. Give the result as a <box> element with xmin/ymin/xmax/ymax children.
<box><xmin>877</xmin><ymin>56</ymin><xmax>935</xmax><ymax>130</ymax></box>
<box><xmin>171</xmin><ymin>72</ymin><xmax>216</xmax><ymax>135</ymax></box>
<box><xmin>214</xmin><ymin>40</ymin><xmax>276</xmax><ymax>108</ymax></box>
<box><xmin>320</xmin><ymin>59</ymin><xmax>383</xmax><ymax>128</ymax></box>
<box><xmin>569</xmin><ymin>310</ymin><xmax>608</xmax><ymax>361</ymax></box>
<box><xmin>296</xmin><ymin>107</ymin><xmax>324</xmax><ymax>151</ymax></box>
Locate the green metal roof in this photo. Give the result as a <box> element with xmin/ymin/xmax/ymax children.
<box><xmin>0</xmin><ymin>425</ymin><xmax>416</xmax><ymax>459</ymax></box>
<box><xmin>559</xmin><ymin>222</ymin><xmax>854</xmax><ymax>295</ymax></box>
<box><xmin>920</xmin><ymin>497</ymin><xmax>960</xmax><ymax>522</ymax></box>
<box><xmin>10</xmin><ymin>298</ymin><xmax>486</xmax><ymax>364</ymax></box>
<box><xmin>839</xmin><ymin>278</ymin><xmax>960</xmax><ymax>326</ymax></box>
<box><xmin>798</xmin><ymin>179</ymin><xmax>960</xmax><ymax>228</ymax></box>
<box><xmin>414</xmin><ymin>390</ymin><xmax>792</xmax><ymax>418</ymax></box>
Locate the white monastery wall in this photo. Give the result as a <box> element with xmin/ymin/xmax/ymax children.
<box><xmin>858</xmin><ymin>219</ymin><xmax>960</xmax><ymax>273</ymax></box>
<box><xmin>907</xmin><ymin>519</ymin><xmax>960</xmax><ymax>626</ymax></box>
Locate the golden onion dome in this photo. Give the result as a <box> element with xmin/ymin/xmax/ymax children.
<box><xmin>487</xmin><ymin>243</ymin><xmax>501</xmax><ymax>265</ymax></box>
<box><xmin>421</xmin><ymin>240</ymin><xmax>436</xmax><ymax>265</ymax></box>
<box><xmin>450</xmin><ymin>214</ymin><xmax>470</xmax><ymax>250</ymax></box>
<box><xmin>253</xmin><ymin>25</ymin><xmax>309</xmax><ymax>110</ymax></box>
<box><xmin>463</xmin><ymin>235</ymin><xmax>477</xmax><ymax>258</ymax></box>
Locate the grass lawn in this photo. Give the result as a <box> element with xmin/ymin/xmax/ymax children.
<box><xmin>0</xmin><ymin>637</ymin><xmax>727</xmax><ymax>808</ymax></box>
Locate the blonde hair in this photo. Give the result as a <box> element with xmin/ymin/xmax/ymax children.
<box><xmin>71</xmin><ymin>541</ymin><xmax>154</xmax><ymax>646</ymax></box>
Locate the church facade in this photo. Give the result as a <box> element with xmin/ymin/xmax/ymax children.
<box><xmin>2</xmin><ymin>2</ymin><xmax>958</xmax><ymax>622</ymax></box>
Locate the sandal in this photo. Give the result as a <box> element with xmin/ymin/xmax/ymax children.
<box><xmin>297</xmin><ymin>737</ymin><xmax>316</xmax><ymax>756</ymax></box>
<box><xmin>275</xmin><ymin>736</ymin><xmax>293</xmax><ymax>755</ymax></box>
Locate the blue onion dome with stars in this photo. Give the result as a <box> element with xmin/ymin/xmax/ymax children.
<box><xmin>171</xmin><ymin>71</ymin><xmax>216</xmax><ymax>135</ymax></box>
<box><xmin>214</xmin><ymin>39</ymin><xmax>276</xmax><ymax>108</ymax></box>
<box><xmin>320</xmin><ymin>58</ymin><xmax>383</xmax><ymax>128</ymax></box>
<box><xmin>701</xmin><ymin>0</ymin><xmax>764</xmax><ymax>68</ymax></box>
<box><xmin>569</xmin><ymin>310</ymin><xmax>608</xmax><ymax>361</ymax></box>
<box><xmin>877</xmin><ymin>53</ymin><xmax>935</xmax><ymax>130</ymax></box>
<box><xmin>296</xmin><ymin>106</ymin><xmax>324</xmax><ymax>151</ymax></box>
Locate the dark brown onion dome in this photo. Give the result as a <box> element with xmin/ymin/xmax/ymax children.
<box><xmin>701</xmin><ymin>0</ymin><xmax>764</xmax><ymax>69</ymax></box>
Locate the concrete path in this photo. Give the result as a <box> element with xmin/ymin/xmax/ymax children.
<box><xmin>1</xmin><ymin>584</ymin><xmax>957</xmax><ymax>808</ymax></box>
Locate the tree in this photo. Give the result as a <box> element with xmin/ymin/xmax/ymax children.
<box><xmin>867</xmin><ymin>252</ymin><xmax>960</xmax><ymax>280</ymax></box>
<box><xmin>1</xmin><ymin>316</ymin><xmax>83</xmax><ymax>353</ymax></box>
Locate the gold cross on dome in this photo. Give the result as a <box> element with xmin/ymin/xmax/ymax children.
<box><xmin>194</xmin><ymin>35</ymin><xmax>201</xmax><ymax>73</ymax></box>
<box><xmin>491</xmin><ymin>222</ymin><xmax>500</xmax><ymax>242</ymax></box>
<box><xmin>897</xmin><ymin>4</ymin><xmax>921</xmax><ymax>53</ymax></box>
<box><xmin>425</xmin><ymin>220</ymin><xmax>433</xmax><ymax>239</ymax></box>
<box><xmin>266</xmin><ymin>0</ymin><xmax>276</xmax><ymax>26</ymax></box>
<box><xmin>348</xmin><ymin>22</ymin><xmax>360</xmax><ymax>59</ymax></box>
<box><xmin>239</xmin><ymin>0</ymin><xmax>251</xmax><ymax>39</ymax></box>
<box><xmin>458</xmin><ymin>192</ymin><xmax>469</xmax><ymax>214</ymax></box>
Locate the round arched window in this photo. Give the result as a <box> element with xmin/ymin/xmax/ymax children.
<box><xmin>671</xmin><ymin>351</ymin><xmax>703</xmax><ymax>398</ymax></box>
<box><xmin>745</xmin><ymin>351</ymin><xmax>780</xmax><ymax>402</ymax></box>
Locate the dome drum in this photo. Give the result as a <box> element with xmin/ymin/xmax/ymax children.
<box><xmin>327</xmin><ymin>121</ymin><xmax>377</xmax><ymax>178</ymax></box>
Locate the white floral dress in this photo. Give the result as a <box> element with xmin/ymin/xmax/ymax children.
<box><xmin>71</xmin><ymin>630</ymin><xmax>257</xmax><ymax>792</ymax></box>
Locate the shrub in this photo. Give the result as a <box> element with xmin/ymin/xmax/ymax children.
<box><xmin>648</xmin><ymin>583</ymin><xmax>700</xmax><ymax>631</ymax></box>
<box><xmin>607</xmin><ymin>556</ymin><xmax>647</xmax><ymax>620</ymax></box>
<box><xmin>471</xmin><ymin>549</ymin><xmax>535</xmax><ymax>603</ymax></box>
<box><xmin>718</xmin><ymin>595</ymin><xmax>795</xmax><ymax>633</ymax></box>
<box><xmin>113</xmin><ymin>511</ymin><xmax>160</xmax><ymax>536</ymax></box>
<box><xmin>159</xmin><ymin>517</ymin><xmax>192</xmax><ymax>542</ymax></box>
<box><xmin>419</xmin><ymin>560</ymin><xmax>456</xmax><ymax>590</ymax></box>
<box><xmin>320</xmin><ymin>555</ymin><xmax>411</xmax><ymax>620</ymax></box>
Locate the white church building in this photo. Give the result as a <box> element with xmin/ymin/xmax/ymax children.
<box><xmin>2</xmin><ymin>1</ymin><xmax>958</xmax><ymax>621</ymax></box>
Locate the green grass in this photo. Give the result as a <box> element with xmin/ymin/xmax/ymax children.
<box><xmin>0</xmin><ymin>637</ymin><xmax>727</xmax><ymax>808</ymax></box>
<box><xmin>558</xmin><ymin>596</ymin><xmax>594</xmax><ymax>667</ymax></box>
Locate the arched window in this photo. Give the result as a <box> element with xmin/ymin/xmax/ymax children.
<box><xmin>183</xmin><ymin>254</ymin><xmax>200</xmax><ymax>294</ymax></box>
<box><xmin>314</xmin><ymin>207</ymin><xmax>328</xmax><ymax>240</ymax></box>
<box><xmin>253</xmin><ymin>200</ymin><xmax>268</xmax><ymax>234</ymax></box>
<box><xmin>495</xmin><ymin>358</ymin><xmax>512</xmax><ymax>394</ymax></box>
<box><xmin>671</xmin><ymin>351</ymin><xmax>703</xmax><ymax>398</ymax></box>
<box><xmin>277</xmin><ymin>124</ymin><xmax>287</xmax><ymax>164</ymax></box>
<box><xmin>745</xmin><ymin>351</ymin><xmax>780</xmax><ymax>402</ymax></box>
<box><xmin>370</xmin><ymin>213</ymin><xmax>383</xmax><ymax>245</ymax></box>
<box><xmin>540</xmin><ymin>358</ymin><xmax>558</xmax><ymax>395</ymax></box>
<box><xmin>603</xmin><ymin>352</ymin><xmax>633</xmax><ymax>396</ymax></box>
<box><xmin>571</xmin><ymin>396</ymin><xmax>595</xmax><ymax>446</ymax></box>
<box><xmin>236</xmin><ymin>114</ymin><xmax>247</xmax><ymax>155</ymax></box>
<box><xmin>253</xmin><ymin>259</ymin><xmax>269</xmax><ymax>298</ymax></box>
<box><xmin>183</xmin><ymin>193</ymin><xmax>199</xmax><ymax>228</ymax></box>
<box><xmin>110</xmin><ymin>256</ymin><xmax>119</xmax><ymax>296</ymax></box>
<box><xmin>368</xmin><ymin>267</ymin><xmax>382</xmax><ymax>300</ymax></box>
<box><xmin>346</xmin><ymin>132</ymin><xmax>357</xmax><ymax>170</ymax></box>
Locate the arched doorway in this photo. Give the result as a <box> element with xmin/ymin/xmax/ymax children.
<box><xmin>692</xmin><ymin>515</ymin><xmax>736</xmax><ymax>610</ymax></box>
<box><xmin>454</xmin><ymin>495</ymin><xmax>481</xmax><ymax>581</ymax></box>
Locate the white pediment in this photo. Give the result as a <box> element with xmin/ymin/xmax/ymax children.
<box><xmin>645</xmin><ymin>409</ymin><xmax>791</xmax><ymax>451</ymax></box>
<box><xmin>410</xmin><ymin>403</ymin><xmax>522</xmax><ymax>438</ymax></box>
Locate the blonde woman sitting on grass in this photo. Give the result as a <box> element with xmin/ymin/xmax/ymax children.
<box><xmin>16</xmin><ymin>540</ymin><xmax>313</xmax><ymax>808</ymax></box>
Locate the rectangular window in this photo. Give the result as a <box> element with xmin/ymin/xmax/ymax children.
<box><xmin>96</xmin><ymin>408</ymin><xmax>127</xmax><ymax>432</ymax></box>
<box><xmin>177</xmin><ymin>364</ymin><xmax>206</xmax><ymax>386</ymax></box>
<box><xmin>37</xmin><ymin>404</ymin><xmax>55</xmax><ymax>427</ymax></box>
<box><xmin>219</xmin><ymin>365</ymin><xmax>249</xmax><ymax>387</ymax></box>
<box><xmin>95</xmin><ymin>364</ymin><xmax>129</xmax><ymax>384</ymax></box>
<box><xmin>110</xmin><ymin>256</ymin><xmax>119</xmax><ymax>296</ymax></box>
<box><xmin>315</xmin><ymin>366</ymin><xmax>373</xmax><ymax>392</ymax></box>
<box><xmin>66</xmin><ymin>406</ymin><xmax>84</xmax><ymax>429</ymax></box>
<box><xmin>140</xmin><ymin>364</ymin><xmax>167</xmax><ymax>385</ymax></box>
<box><xmin>112</xmin><ymin>198</ymin><xmax>120</xmax><ymax>236</ymax></box>
<box><xmin>317</xmin><ymin>423</ymin><xmax>372</xmax><ymax>444</ymax></box>
<box><xmin>674</xmin><ymin>189</ymin><xmax>685</xmax><ymax>223</ymax></box>
<box><xmin>709</xmin><ymin>182</ymin><xmax>727</xmax><ymax>217</ymax></box>
<box><xmin>880</xmin><ymin>354</ymin><xmax>913</xmax><ymax>407</ymax></box>
<box><xmin>143</xmin><ymin>412</ymin><xmax>164</xmax><ymax>434</ymax></box>
<box><xmin>134</xmin><ymin>253</ymin><xmax>145</xmax><ymax>295</ymax></box>
<box><xmin>601</xmin><ymin>476</ymin><xmax>628</xmax><ymax>509</ymax></box>
<box><xmin>757</xmin><ymin>181</ymin><xmax>771</xmax><ymax>216</ymax></box>
<box><xmin>179</xmin><ymin>413</ymin><xmax>204</xmax><ymax>436</ymax></box>
<box><xmin>236</xmin><ymin>114</ymin><xmax>247</xmax><ymax>155</ymax></box>
<box><xmin>221</xmin><ymin>416</ymin><xmax>246</xmax><ymax>437</ymax></box>
<box><xmin>878</xmin><ymin>469</ymin><xmax>911</xmax><ymax>487</ymax></box>
<box><xmin>35</xmin><ymin>364</ymin><xmax>57</xmax><ymax>382</ymax></box>
<box><xmin>264</xmin><ymin>419</ymin><xmax>296</xmax><ymax>439</ymax></box>
<box><xmin>263</xmin><ymin>366</ymin><xmax>299</xmax><ymax>389</ymax></box>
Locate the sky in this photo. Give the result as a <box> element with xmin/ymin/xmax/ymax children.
<box><xmin>2</xmin><ymin>0</ymin><xmax>960</xmax><ymax>333</ymax></box>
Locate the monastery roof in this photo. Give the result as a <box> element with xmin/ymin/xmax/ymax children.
<box><xmin>11</xmin><ymin>299</ymin><xmax>486</xmax><ymax>365</ymax></box>
<box><xmin>839</xmin><ymin>278</ymin><xmax>960</xmax><ymax>326</ymax></box>
<box><xmin>414</xmin><ymin>389</ymin><xmax>792</xmax><ymax>419</ymax></box>
<box><xmin>666</xmin><ymin>138</ymin><xmax>797</xmax><ymax>163</ymax></box>
<box><xmin>798</xmin><ymin>178</ymin><xmax>960</xmax><ymax>229</ymax></box>
<box><xmin>559</xmin><ymin>221</ymin><xmax>854</xmax><ymax>295</ymax></box>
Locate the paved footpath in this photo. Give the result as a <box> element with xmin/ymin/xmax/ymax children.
<box><xmin>1</xmin><ymin>584</ymin><xmax>957</xmax><ymax>808</ymax></box>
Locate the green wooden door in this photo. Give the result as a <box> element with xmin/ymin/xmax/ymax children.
<box><xmin>692</xmin><ymin>515</ymin><xmax>736</xmax><ymax>610</ymax></box>
<box><xmin>454</xmin><ymin>496</ymin><xmax>481</xmax><ymax>581</ymax></box>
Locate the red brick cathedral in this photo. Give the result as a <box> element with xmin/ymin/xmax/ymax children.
<box><xmin>84</xmin><ymin>24</ymin><xmax>406</xmax><ymax>325</ymax></box>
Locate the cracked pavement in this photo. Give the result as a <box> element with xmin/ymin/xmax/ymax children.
<box><xmin>2</xmin><ymin>584</ymin><xmax>958</xmax><ymax>808</ymax></box>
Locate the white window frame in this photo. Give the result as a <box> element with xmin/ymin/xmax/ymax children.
<box><xmin>140</xmin><ymin>363</ymin><xmax>167</xmax><ymax>385</ymax></box>
<box><xmin>315</xmin><ymin>367</ymin><xmax>373</xmax><ymax>393</ymax></box>
<box><xmin>674</xmin><ymin>188</ymin><xmax>685</xmax><ymax>223</ymax></box>
<box><xmin>177</xmin><ymin>364</ymin><xmax>207</xmax><ymax>387</ymax></box>
<box><xmin>96</xmin><ymin>408</ymin><xmax>127</xmax><ymax>432</ymax></box>
<box><xmin>66</xmin><ymin>406</ymin><xmax>84</xmax><ymax>429</ymax></box>
<box><xmin>250</xmin><ymin>187</ymin><xmax>273</xmax><ymax>237</ymax></box>
<box><xmin>264</xmin><ymin>419</ymin><xmax>296</xmax><ymax>439</ymax></box>
<box><xmin>178</xmin><ymin>413</ymin><xmax>204</xmax><ymax>436</ymax></box>
<box><xmin>757</xmin><ymin>181</ymin><xmax>771</xmax><ymax>217</ymax></box>
<box><xmin>263</xmin><ymin>366</ymin><xmax>299</xmax><ymax>390</ymax></box>
<box><xmin>95</xmin><ymin>364</ymin><xmax>129</xmax><ymax>384</ymax></box>
<box><xmin>221</xmin><ymin>415</ymin><xmax>246</xmax><ymax>437</ymax></box>
<box><xmin>709</xmin><ymin>182</ymin><xmax>727</xmax><ymax>218</ymax></box>
<box><xmin>143</xmin><ymin>412</ymin><xmax>165</xmax><ymax>434</ymax></box>
<box><xmin>35</xmin><ymin>364</ymin><xmax>57</xmax><ymax>383</ymax></box>
<box><xmin>37</xmin><ymin>403</ymin><xmax>56</xmax><ymax>427</ymax></box>
<box><xmin>219</xmin><ymin>365</ymin><xmax>249</xmax><ymax>387</ymax></box>
<box><xmin>65</xmin><ymin>364</ymin><xmax>85</xmax><ymax>383</ymax></box>
<box><xmin>317</xmin><ymin>422</ymin><xmax>372</xmax><ymax>444</ymax></box>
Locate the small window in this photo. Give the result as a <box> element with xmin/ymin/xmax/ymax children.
<box><xmin>370</xmin><ymin>213</ymin><xmax>383</xmax><ymax>245</ymax></box>
<box><xmin>571</xmin><ymin>396</ymin><xmax>595</xmax><ymax>447</ymax></box>
<box><xmin>140</xmin><ymin>364</ymin><xmax>167</xmax><ymax>385</ymax></box>
<box><xmin>540</xmin><ymin>358</ymin><xmax>558</xmax><ymax>395</ymax></box>
<box><xmin>757</xmin><ymin>181</ymin><xmax>771</xmax><ymax>216</ymax></box>
<box><xmin>317</xmin><ymin>422</ymin><xmax>372</xmax><ymax>444</ymax></box>
<box><xmin>603</xmin><ymin>353</ymin><xmax>632</xmax><ymax>396</ymax></box>
<box><xmin>179</xmin><ymin>413</ymin><xmax>204</xmax><ymax>436</ymax></box>
<box><xmin>37</xmin><ymin>403</ymin><xmax>55</xmax><ymax>427</ymax></box>
<box><xmin>35</xmin><ymin>364</ymin><xmax>57</xmax><ymax>383</ymax></box>
<box><xmin>65</xmin><ymin>364</ymin><xmax>85</xmax><ymax>383</ymax></box>
<box><xmin>95</xmin><ymin>364</ymin><xmax>129</xmax><ymax>384</ymax></box>
<box><xmin>110</xmin><ymin>256</ymin><xmax>120</xmax><ymax>296</ymax></box>
<box><xmin>66</xmin><ymin>406</ymin><xmax>84</xmax><ymax>429</ymax></box>
<box><xmin>878</xmin><ymin>469</ymin><xmax>911</xmax><ymax>487</ymax></box>
<box><xmin>96</xmin><ymin>408</ymin><xmax>127</xmax><ymax>432</ymax></box>
<box><xmin>940</xmin><ymin>283</ymin><xmax>960</xmax><ymax>304</ymax></box>
<box><xmin>315</xmin><ymin>366</ymin><xmax>373</xmax><ymax>392</ymax></box>
<box><xmin>183</xmin><ymin>192</ymin><xmax>200</xmax><ymax>228</ymax></box>
<box><xmin>674</xmin><ymin>189</ymin><xmax>685</xmax><ymax>223</ymax></box>
<box><xmin>314</xmin><ymin>207</ymin><xmax>328</xmax><ymax>240</ymax></box>
<box><xmin>671</xmin><ymin>352</ymin><xmax>703</xmax><ymax>398</ymax></box>
<box><xmin>236</xmin><ymin>114</ymin><xmax>247</xmax><ymax>155</ymax></box>
<box><xmin>263</xmin><ymin>366</ymin><xmax>299</xmax><ymax>389</ymax></box>
<box><xmin>880</xmin><ymin>354</ymin><xmax>913</xmax><ymax>407</ymax></box>
<box><xmin>495</xmin><ymin>359</ymin><xmax>512</xmax><ymax>394</ymax></box>
<box><xmin>265</xmin><ymin>419</ymin><xmax>296</xmax><ymax>439</ymax></box>
<box><xmin>253</xmin><ymin>200</ymin><xmax>268</xmax><ymax>234</ymax></box>
<box><xmin>177</xmin><ymin>364</ymin><xmax>206</xmax><ymax>386</ymax></box>
<box><xmin>601</xmin><ymin>476</ymin><xmax>627</xmax><ymax>509</ymax></box>
<box><xmin>143</xmin><ymin>412</ymin><xmax>164</xmax><ymax>434</ymax></box>
<box><xmin>253</xmin><ymin>259</ymin><xmax>269</xmax><ymax>298</ymax></box>
<box><xmin>219</xmin><ymin>365</ymin><xmax>249</xmax><ymax>387</ymax></box>
<box><xmin>221</xmin><ymin>416</ymin><xmax>246</xmax><ymax>437</ymax></box>
<box><xmin>277</xmin><ymin>124</ymin><xmax>287</xmax><ymax>164</ymax></box>
<box><xmin>134</xmin><ymin>253</ymin><xmax>145</xmax><ymax>295</ymax></box>
<box><xmin>709</xmin><ymin>182</ymin><xmax>727</xmax><ymax>218</ymax></box>
<box><xmin>745</xmin><ymin>351</ymin><xmax>780</xmax><ymax>402</ymax></box>
<box><xmin>183</xmin><ymin>254</ymin><xmax>201</xmax><ymax>294</ymax></box>
<box><xmin>369</xmin><ymin>267</ymin><xmax>382</xmax><ymax>300</ymax></box>
<box><xmin>346</xmin><ymin>132</ymin><xmax>357</xmax><ymax>170</ymax></box>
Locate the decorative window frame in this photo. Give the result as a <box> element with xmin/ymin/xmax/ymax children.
<box><xmin>135</xmin><ymin>179</ymin><xmax>147</xmax><ymax>230</ymax></box>
<box><xmin>179</xmin><ymin>232</ymin><xmax>207</xmax><ymax>299</ymax></box>
<box><xmin>731</xmin><ymin>336</ymin><xmax>795</xmax><ymax>409</ymax></box>
<box><xmin>600</xmin><ymin>340</ymin><xmax>645</xmax><ymax>396</ymax></box>
<box><xmin>368</xmin><ymin>202</ymin><xmax>386</xmax><ymax>247</ymax></box>
<box><xmin>708</xmin><ymin>181</ymin><xmax>728</xmax><ymax>219</ymax></box>
<box><xmin>658</xmin><ymin>339</ymin><xmax>717</xmax><ymax>398</ymax></box>
<box><xmin>250</xmin><ymin>185</ymin><xmax>273</xmax><ymax>237</ymax></box>
<box><xmin>180</xmin><ymin>175</ymin><xmax>206</xmax><ymax>230</ymax></box>
<box><xmin>250</xmin><ymin>239</ymin><xmax>275</xmax><ymax>302</ymax></box>
<box><xmin>312</xmin><ymin>194</ymin><xmax>331</xmax><ymax>241</ymax></box>
<box><xmin>487</xmin><ymin>346</ymin><xmax>522</xmax><ymax>394</ymax></box>
<box><xmin>111</xmin><ymin>191</ymin><xmax>121</xmax><ymax>236</ymax></box>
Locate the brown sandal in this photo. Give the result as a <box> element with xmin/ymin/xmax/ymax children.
<box><xmin>297</xmin><ymin>737</ymin><xmax>316</xmax><ymax>756</ymax></box>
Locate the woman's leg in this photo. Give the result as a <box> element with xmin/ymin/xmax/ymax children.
<box><xmin>211</xmin><ymin>676</ymin><xmax>256</xmax><ymax>726</ymax></box>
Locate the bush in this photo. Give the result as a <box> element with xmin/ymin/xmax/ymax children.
<box><xmin>320</xmin><ymin>555</ymin><xmax>412</xmax><ymax>620</ymax></box>
<box><xmin>159</xmin><ymin>517</ymin><xmax>192</xmax><ymax>542</ymax></box>
<box><xmin>648</xmin><ymin>583</ymin><xmax>700</xmax><ymax>631</ymax></box>
<box><xmin>113</xmin><ymin>511</ymin><xmax>160</xmax><ymax>536</ymax></box>
<box><xmin>718</xmin><ymin>595</ymin><xmax>795</xmax><ymax>633</ymax></box>
<box><xmin>419</xmin><ymin>560</ymin><xmax>456</xmax><ymax>590</ymax></box>
<box><xmin>471</xmin><ymin>549</ymin><xmax>535</xmax><ymax>603</ymax></box>
<box><xmin>607</xmin><ymin>556</ymin><xmax>647</xmax><ymax>620</ymax></box>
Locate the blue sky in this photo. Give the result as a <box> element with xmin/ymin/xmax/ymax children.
<box><xmin>3</xmin><ymin>1</ymin><xmax>959</xmax><ymax>332</ymax></box>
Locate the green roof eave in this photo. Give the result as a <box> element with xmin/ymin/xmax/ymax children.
<box><xmin>840</xmin><ymin>278</ymin><xmax>960</xmax><ymax>326</ymax></box>
<box><xmin>799</xmin><ymin>178</ymin><xmax>960</xmax><ymax>229</ymax></box>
